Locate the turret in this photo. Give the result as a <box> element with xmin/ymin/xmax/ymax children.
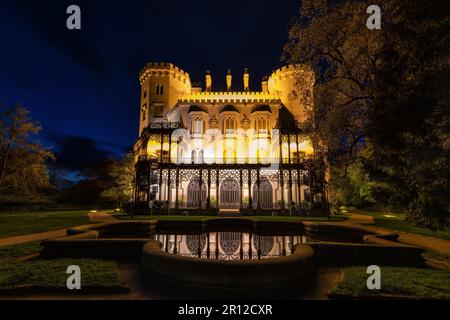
<box><xmin>138</xmin><ymin>62</ymin><xmax>191</xmax><ymax>135</ymax></box>
<box><xmin>226</xmin><ymin>69</ymin><xmax>232</xmax><ymax>92</ymax></box>
<box><xmin>205</xmin><ymin>70</ymin><xmax>212</xmax><ymax>92</ymax></box>
<box><xmin>243</xmin><ymin>68</ymin><xmax>249</xmax><ymax>92</ymax></box>
<box><xmin>261</xmin><ymin>76</ymin><xmax>268</xmax><ymax>93</ymax></box>
<box><xmin>267</xmin><ymin>64</ymin><xmax>314</xmax><ymax>123</ymax></box>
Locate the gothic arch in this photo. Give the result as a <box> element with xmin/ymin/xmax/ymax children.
<box><xmin>187</xmin><ymin>177</ymin><xmax>207</xmax><ymax>208</ymax></box>
<box><xmin>219</xmin><ymin>178</ymin><xmax>240</xmax><ymax>209</ymax></box>
<box><xmin>252</xmin><ymin>177</ymin><xmax>273</xmax><ymax>209</ymax></box>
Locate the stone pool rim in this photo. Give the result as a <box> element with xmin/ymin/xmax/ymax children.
<box><xmin>40</xmin><ymin>218</ymin><xmax>426</xmax><ymax>269</ymax></box>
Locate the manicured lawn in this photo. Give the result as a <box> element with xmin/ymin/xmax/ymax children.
<box><xmin>0</xmin><ymin>210</ymin><xmax>93</xmax><ymax>238</ymax></box>
<box><xmin>422</xmin><ymin>250</ymin><xmax>450</xmax><ymax>265</ymax></box>
<box><xmin>349</xmin><ymin>209</ymin><xmax>450</xmax><ymax>241</ymax></box>
<box><xmin>0</xmin><ymin>241</ymin><xmax>43</xmax><ymax>260</ymax></box>
<box><xmin>332</xmin><ymin>266</ymin><xmax>450</xmax><ymax>299</ymax></box>
<box><xmin>114</xmin><ymin>214</ymin><xmax>348</xmax><ymax>222</ymax></box>
<box><xmin>0</xmin><ymin>258</ymin><xmax>127</xmax><ymax>293</ymax></box>
<box><xmin>0</xmin><ymin>242</ymin><xmax>128</xmax><ymax>294</ymax></box>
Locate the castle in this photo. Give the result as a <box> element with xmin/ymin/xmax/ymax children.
<box><xmin>133</xmin><ymin>63</ymin><xmax>327</xmax><ymax>215</ymax></box>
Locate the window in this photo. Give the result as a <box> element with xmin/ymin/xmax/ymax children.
<box><xmin>223</xmin><ymin>117</ymin><xmax>236</xmax><ymax>133</ymax></box>
<box><xmin>156</xmin><ymin>84</ymin><xmax>164</xmax><ymax>95</ymax></box>
<box><xmin>142</xmin><ymin>104</ymin><xmax>147</xmax><ymax>121</ymax></box>
<box><xmin>192</xmin><ymin>117</ymin><xmax>203</xmax><ymax>134</ymax></box>
<box><xmin>254</xmin><ymin>117</ymin><xmax>267</xmax><ymax>133</ymax></box>
<box><xmin>154</xmin><ymin>105</ymin><xmax>163</xmax><ymax>118</ymax></box>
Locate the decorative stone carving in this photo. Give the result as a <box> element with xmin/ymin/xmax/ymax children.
<box><xmin>209</xmin><ymin>116</ymin><xmax>218</xmax><ymax>129</ymax></box>
<box><xmin>241</xmin><ymin>114</ymin><xmax>250</xmax><ymax>130</ymax></box>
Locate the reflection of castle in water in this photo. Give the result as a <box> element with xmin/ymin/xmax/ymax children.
<box><xmin>153</xmin><ymin>232</ymin><xmax>308</xmax><ymax>260</ymax></box>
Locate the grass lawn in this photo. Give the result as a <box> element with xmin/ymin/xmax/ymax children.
<box><xmin>332</xmin><ymin>266</ymin><xmax>450</xmax><ymax>299</ymax></box>
<box><xmin>348</xmin><ymin>209</ymin><xmax>450</xmax><ymax>241</ymax></box>
<box><xmin>0</xmin><ymin>242</ymin><xmax>127</xmax><ymax>294</ymax></box>
<box><xmin>0</xmin><ymin>241</ymin><xmax>43</xmax><ymax>260</ymax></box>
<box><xmin>0</xmin><ymin>210</ymin><xmax>93</xmax><ymax>238</ymax></box>
<box><xmin>114</xmin><ymin>214</ymin><xmax>348</xmax><ymax>222</ymax></box>
<box><xmin>422</xmin><ymin>250</ymin><xmax>450</xmax><ymax>265</ymax></box>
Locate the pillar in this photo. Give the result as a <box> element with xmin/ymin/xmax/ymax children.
<box><xmin>207</xmin><ymin>169</ymin><xmax>211</xmax><ymax>209</ymax></box>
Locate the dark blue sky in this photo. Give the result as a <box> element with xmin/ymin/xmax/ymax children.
<box><xmin>0</xmin><ymin>0</ymin><xmax>299</xmax><ymax>160</ymax></box>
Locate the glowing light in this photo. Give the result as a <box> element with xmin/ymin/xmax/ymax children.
<box><xmin>90</xmin><ymin>210</ymin><xmax>98</xmax><ymax>213</ymax></box>
<box><xmin>298</xmin><ymin>140</ymin><xmax>314</xmax><ymax>155</ymax></box>
<box><xmin>383</xmin><ymin>215</ymin><xmax>397</xmax><ymax>218</ymax></box>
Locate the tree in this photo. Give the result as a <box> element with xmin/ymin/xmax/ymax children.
<box><xmin>284</xmin><ymin>0</ymin><xmax>381</xmax><ymax>165</ymax></box>
<box><xmin>284</xmin><ymin>0</ymin><xmax>450</xmax><ymax>228</ymax></box>
<box><xmin>364</xmin><ymin>0</ymin><xmax>450</xmax><ymax>228</ymax></box>
<box><xmin>100</xmin><ymin>152</ymin><xmax>135</xmax><ymax>208</ymax></box>
<box><xmin>0</xmin><ymin>104</ymin><xmax>54</xmax><ymax>206</ymax></box>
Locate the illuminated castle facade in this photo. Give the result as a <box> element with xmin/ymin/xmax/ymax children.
<box><xmin>133</xmin><ymin>63</ymin><xmax>328</xmax><ymax>215</ymax></box>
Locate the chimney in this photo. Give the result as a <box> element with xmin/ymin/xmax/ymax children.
<box><xmin>226</xmin><ymin>69</ymin><xmax>232</xmax><ymax>92</ymax></box>
<box><xmin>261</xmin><ymin>76</ymin><xmax>268</xmax><ymax>93</ymax></box>
<box><xmin>205</xmin><ymin>70</ymin><xmax>212</xmax><ymax>92</ymax></box>
<box><xmin>243</xmin><ymin>68</ymin><xmax>250</xmax><ymax>92</ymax></box>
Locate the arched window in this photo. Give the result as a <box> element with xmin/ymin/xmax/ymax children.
<box><xmin>193</xmin><ymin>117</ymin><xmax>203</xmax><ymax>134</ymax></box>
<box><xmin>223</xmin><ymin>117</ymin><xmax>236</xmax><ymax>133</ymax></box>
<box><xmin>142</xmin><ymin>104</ymin><xmax>147</xmax><ymax>121</ymax></box>
<box><xmin>156</xmin><ymin>85</ymin><xmax>164</xmax><ymax>95</ymax></box>
<box><xmin>191</xmin><ymin>149</ymin><xmax>197</xmax><ymax>164</ymax></box>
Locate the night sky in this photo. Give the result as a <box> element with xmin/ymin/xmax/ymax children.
<box><xmin>0</xmin><ymin>0</ymin><xmax>299</xmax><ymax>164</ymax></box>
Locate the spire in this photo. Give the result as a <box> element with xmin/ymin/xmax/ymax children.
<box><xmin>261</xmin><ymin>76</ymin><xmax>268</xmax><ymax>93</ymax></box>
<box><xmin>243</xmin><ymin>68</ymin><xmax>250</xmax><ymax>92</ymax></box>
<box><xmin>226</xmin><ymin>69</ymin><xmax>232</xmax><ymax>92</ymax></box>
<box><xmin>205</xmin><ymin>70</ymin><xmax>212</xmax><ymax>92</ymax></box>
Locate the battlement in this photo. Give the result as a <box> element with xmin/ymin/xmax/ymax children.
<box><xmin>139</xmin><ymin>62</ymin><xmax>190</xmax><ymax>84</ymax></box>
<box><xmin>179</xmin><ymin>91</ymin><xmax>281</xmax><ymax>104</ymax></box>
<box><xmin>268</xmin><ymin>64</ymin><xmax>314</xmax><ymax>80</ymax></box>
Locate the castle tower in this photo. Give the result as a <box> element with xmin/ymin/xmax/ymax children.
<box><xmin>138</xmin><ymin>63</ymin><xmax>192</xmax><ymax>134</ymax></box>
<box><xmin>267</xmin><ymin>64</ymin><xmax>314</xmax><ymax>123</ymax></box>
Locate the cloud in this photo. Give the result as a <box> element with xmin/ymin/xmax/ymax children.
<box><xmin>46</xmin><ymin>133</ymin><xmax>116</xmax><ymax>172</ymax></box>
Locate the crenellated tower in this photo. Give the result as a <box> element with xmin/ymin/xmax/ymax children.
<box><xmin>138</xmin><ymin>62</ymin><xmax>192</xmax><ymax>134</ymax></box>
<box><xmin>267</xmin><ymin>64</ymin><xmax>314</xmax><ymax>123</ymax></box>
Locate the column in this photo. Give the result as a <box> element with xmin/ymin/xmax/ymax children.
<box><xmin>216</xmin><ymin>168</ymin><xmax>220</xmax><ymax>208</ymax></box>
<box><xmin>309</xmin><ymin>164</ymin><xmax>313</xmax><ymax>207</ymax></box>
<box><xmin>248</xmin><ymin>169</ymin><xmax>253</xmax><ymax>210</ymax></box>
<box><xmin>168</xmin><ymin>134</ymin><xmax>172</xmax><ymax>164</ymax></box>
<box><xmin>288</xmin><ymin>134</ymin><xmax>291</xmax><ymax>164</ymax></box>
<box><xmin>198</xmin><ymin>169</ymin><xmax>203</xmax><ymax>209</ymax></box>
<box><xmin>280</xmin><ymin>170</ymin><xmax>285</xmax><ymax>212</ymax></box>
<box><xmin>239</xmin><ymin>169</ymin><xmax>243</xmax><ymax>209</ymax></box>
<box><xmin>256</xmin><ymin>168</ymin><xmax>261</xmax><ymax>210</ymax></box>
<box><xmin>158</xmin><ymin>169</ymin><xmax>163</xmax><ymax>202</ymax></box>
<box><xmin>288</xmin><ymin>169</ymin><xmax>293</xmax><ymax>215</ymax></box>
<box><xmin>175</xmin><ymin>168</ymin><xmax>180</xmax><ymax>209</ymax></box>
<box><xmin>159</xmin><ymin>134</ymin><xmax>164</xmax><ymax>164</ymax></box>
<box><xmin>207</xmin><ymin>169</ymin><xmax>211</xmax><ymax>209</ymax></box>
